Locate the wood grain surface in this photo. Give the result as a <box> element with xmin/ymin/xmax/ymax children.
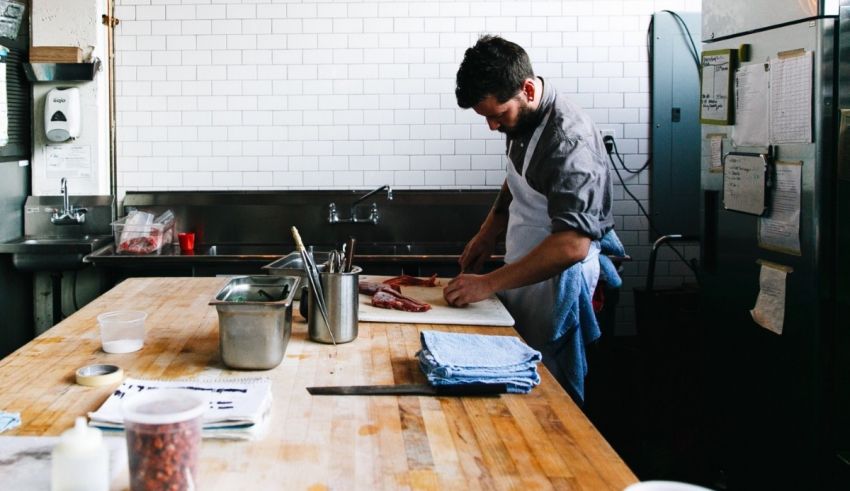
<box><xmin>358</xmin><ymin>275</ymin><xmax>515</xmax><ymax>326</ymax></box>
<box><xmin>0</xmin><ymin>277</ymin><xmax>637</xmax><ymax>490</ymax></box>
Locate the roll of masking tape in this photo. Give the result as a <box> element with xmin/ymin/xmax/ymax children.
<box><xmin>75</xmin><ymin>364</ymin><xmax>124</xmax><ymax>387</ymax></box>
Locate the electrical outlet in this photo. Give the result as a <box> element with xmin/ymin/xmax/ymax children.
<box><xmin>600</xmin><ymin>129</ymin><xmax>616</xmax><ymax>139</ymax></box>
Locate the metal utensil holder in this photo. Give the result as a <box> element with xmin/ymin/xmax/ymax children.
<box><xmin>308</xmin><ymin>266</ymin><xmax>361</xmax><ymax>344</ymax></box>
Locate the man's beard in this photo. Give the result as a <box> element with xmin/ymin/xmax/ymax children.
<box><xmin>498</xmin><ymin>102</ymin><xmax>538</xmax><ymax>138</ymax></box>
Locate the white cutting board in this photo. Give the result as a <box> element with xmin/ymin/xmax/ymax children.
<box><xmin>358</xmin><ymin>275</ymin><xmax>514</xmax><ymax>327</ymax></box>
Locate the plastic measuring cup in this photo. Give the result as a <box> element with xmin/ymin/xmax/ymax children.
<box><xmin>122</xmin><ymin>389</ymin><xmax>206</xmax><ymax>491</ymax></box>
<box><xmin>97</xmin><ymin>311</ymin><xmax>147</xmax><ymax>354</ymax></box>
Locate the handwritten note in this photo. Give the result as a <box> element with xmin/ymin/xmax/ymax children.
<box><xmin>701</xmin><ymin>50</ymin><xmax>733</xmax><ymax>124</ymax></box>
<box><xmin>733</xmin><ymin>63</ymin><xmax>769</xmax><ymax>146</ymax></box>
<box><xmin>759</xmin><ymin>161</ymin><xmax>802</xmax><ymax>255</ymax></box>
<box><xmin>708</xmin><ymin>134</ymin><xmax>724</xmax><ymax>172</ymax></box>
<box><xmin>750</xmin><ymin>261</ymin><xmax>792</xmax><ymax>335</ymax></box>
<box><xmin>723</xmin><ymin>153</ymin><xmax>767</xmax><ymax>215</ymax></box>
<box><xmin>769</xmin><ymin>51</ymin><xmax>812</xmax><ymax>143</ymax></box>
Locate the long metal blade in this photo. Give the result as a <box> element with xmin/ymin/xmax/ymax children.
<box><xmin>301</xmin><ymin>250</ymin><xmax>334</xmax><ymax>342</ymax></box>
<box><xmin>291</xmin><ymin>226</ymin><xmax>334</xmax><ymax>344</ymax></box>
<box><xmin>306</xmin><ymin>383</ymin><xmax>508</xmax><ymax>397</ymax></box>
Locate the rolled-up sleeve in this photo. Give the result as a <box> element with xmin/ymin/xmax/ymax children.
<box><xmin>533</xmin><ymin>136</ymin><xmax>613</xmax><ymax>240</ymax></box>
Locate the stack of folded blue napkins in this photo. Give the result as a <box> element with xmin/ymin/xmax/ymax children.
<box><xmin>417</xmin><ymin>331</ymin><xmax>542</xmax><ymax>394</ymax></box>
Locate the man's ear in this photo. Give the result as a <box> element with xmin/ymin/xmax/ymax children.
<box><xmin>522</xmin><ymin>78</ymin><xmax>536</xmax><ymax>102</ymax></box>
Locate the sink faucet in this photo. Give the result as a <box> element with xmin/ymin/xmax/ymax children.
<box><xmin>50</xmin><ymin>177</ymin><xmax>87</xmax><ymax>225</ymax></box>
<box><xmin>328</xmin><ymin>185</ymin><xmax>393</xmax><ymax>224</ymax></box>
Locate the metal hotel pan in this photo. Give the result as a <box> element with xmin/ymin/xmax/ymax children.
<box><xmin>263</xmin><ymin>250</ymin><xmax>330</xmax><ymax>319</ymax></box>
<box><xmin>209</xmin><ymin>275</ymin><xmax>300</xmax><ymax>370</ymax></box>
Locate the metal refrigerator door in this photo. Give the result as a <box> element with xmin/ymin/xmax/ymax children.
<box><xmin>698</xmin><ymin>19</ymin><xmax>838</xmax><ymax>490</ymax></box>
<box><xmin>702</xmin><ymin>0</ymin><xmax>837</xmax><ymax>41</ymax></box>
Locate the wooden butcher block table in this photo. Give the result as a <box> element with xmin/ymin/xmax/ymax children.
<box><xmin>0</xmin><ymin>277</ymin><xmax>636</xmax><ymax>490</ymax></box>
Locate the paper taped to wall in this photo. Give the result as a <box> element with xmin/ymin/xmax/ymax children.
<box><xmin>750</xmin><ymin>260</ymin><xmax>792</xmax><ymax>335</ymax></box>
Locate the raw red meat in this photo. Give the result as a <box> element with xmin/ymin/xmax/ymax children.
<box><xmin>359</xmin><ymin>281</ymin><xmax>431</xmax><ymax>312</ymax></box>
<box><xmin>382</xmin><ymin>274</ymin><xmax>439</xmax><ymax>287</ymax></box>
<box><xmin>370</xmin><ymin>291</ymin><xmax>431</xmax><ymax>312</ymax></box>
<box><xmin>118</xmin><ymin>235</ymin><xmax>161</xmax><ymax>254</ymax></box>
<box><xmin>359</xmin><ymin>281</ymin><xmax>400</xmax><ymax>295</ymax></box>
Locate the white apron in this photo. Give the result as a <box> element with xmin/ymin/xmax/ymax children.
<box><xmin>498</xmin><ymin>107</ymin><xmax>600</xmax><ymax>351</ymax></box>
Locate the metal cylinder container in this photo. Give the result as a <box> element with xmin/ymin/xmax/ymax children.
<box><xmin>308</xmin><ymin>266</ymin><xmax>361</xmax><ymax>344</ymax></box>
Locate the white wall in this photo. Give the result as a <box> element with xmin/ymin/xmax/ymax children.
<box><xmin>113</xmin><ymin>0</ymin><xmax>702</xmax><ymax>333</ymax></box>
<box><xmin>31</xmin><ymin>0</ymin><xmax>110</xmax><ymax>197</ymax></box>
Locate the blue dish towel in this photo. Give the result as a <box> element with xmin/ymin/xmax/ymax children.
<box><xmin>546</xmin><ymin>229</ymin><xmax>626</xmax><ymax>405</ymax></box>
<box><xmin>417</xmin><ymin>331</ymin><xmax>542</xmax><ymax>394</ymax></box>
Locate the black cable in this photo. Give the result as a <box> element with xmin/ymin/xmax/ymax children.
<box><xmin>607</xmin><ymin>150</ymin><xmax>700</xmax><ymax>279</ymax></box>
<box><xmin>660</xmin><ymin>10</ymin><xmax>701</xmax><ymax>70</ymax></box>
<box><xmin>633</xmin><ymin>11</ymin><xmax>700</xmax><ymax>177</ymax></box>
<box><xmin>607</xmin><ymin>136</ymin><xmax>650</xmax><ymax>174</ymax></box>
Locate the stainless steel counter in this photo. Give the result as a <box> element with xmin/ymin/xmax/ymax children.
<box><xmin>84</xmin><ymin>241</ymin><xmax>506</xmax><ymax>265</ymax></box>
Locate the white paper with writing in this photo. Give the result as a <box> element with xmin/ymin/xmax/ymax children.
<box><xmin>45</xmin><ymin>144</ymin><xmax>92</xmax><ymax>178</ymax></box>
<box><xmin>723</xmin><ymin>153</ymin><xmax>766</xmax><ymax>215</ymax></box>
<box><xmin>750</xmin><ymin>262</ymin><xmax>791</xmax><ymax>335</ymax></box>
<box><xmin>758</xmin><ymin>161</ymin><xmax>802</xmax><ymax>255</ymax></box>
<box><xmin>769</xmin><ymin>52</ymin><xmax>812</xmax><ymax>143</ymax></box>
<box><xmin>709</xmin><ymin>134</ymin><xmax>724</xmax><ymax>172</ymax></box>
<box><xmin>733</xmin><ymin>63</ymin><xmax>769</xmax><ymax>146</ymax></box>
<box><xmin>701</xmin><ymin>52</ymin><xmax>732</xmax><ymax>123</ymax></box>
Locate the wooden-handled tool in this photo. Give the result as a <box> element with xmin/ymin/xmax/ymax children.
<box><xmin>291</xmin><ymin>226</ymin><xmax>335</xmax><ymax>345</ymax></box>
<box><xmin>343</xmin><ymin>237</ymin><xmax>356</xmax><ymax>273</ymax></box>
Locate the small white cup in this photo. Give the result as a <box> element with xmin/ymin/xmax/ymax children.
<box><xmin>97</xmin><ymin>311</ymin><xmax>147</xmax><ymax>353</ymax></box>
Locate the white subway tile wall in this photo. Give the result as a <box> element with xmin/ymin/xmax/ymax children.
<box><xmin>114</xmin><ymin>0</ymin><xmax>701</xmax><ymax>334</ymax></box>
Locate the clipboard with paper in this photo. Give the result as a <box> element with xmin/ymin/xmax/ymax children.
<box><xmin>722</xmin><ymin>152</ymin><xmax>769</xmax><ymax>216</ymax></box>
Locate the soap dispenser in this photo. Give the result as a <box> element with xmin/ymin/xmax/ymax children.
<box><xmin>44</xmin><ymin>87</ymin><xmax>81</xmax><ymax>143</ymax></box>
<box><xmin>51</xmin><ymin>416</ymin><xmax>109</xmax><ymax>491</ymax></box>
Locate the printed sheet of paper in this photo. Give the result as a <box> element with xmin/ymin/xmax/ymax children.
<box><xmin>769</xmin><ymin>51</ymin><xmax>812</xmax><ymax>143</ymax></box>
<box><xmin>723</xmin><ymin>153</ymin><xmax>766</xmax><ymax>215</ymax></box>
<box><xmin>733</xmin><ymin>63</ymin><xmax>769</xmax><ymax>146</ymax></box>
<box><xmin>45</xmin><ymin>144</ymin><xmax>92</xmax><ymax>178</ymax></box>
<box><xmin>759</xmin><ymin>161</ymin><xmax>802</xmax><ymax>255</ymax></box>
<box><xmin>701</xmin><ymin>51</ymin><xmax>733</xmax><ymax>124</ymax></box>
<box><xmin>750</xmin><ymin>261</ymin><xmax>792</xmax><ymax>335</ymax></box>
<box><xmin>708</xmin><ymin>134</ymin><xmax>725</xmax><ymax>172</ymax></box>
<box><xmin>0</xmin><ymin>49</ymin><xmax>7</xmax><ymax>147</ymax></box>
<box><xmin>0</xmin><ymin>1</ymin><xmax>24</xmax><ymax>40</ymax></box>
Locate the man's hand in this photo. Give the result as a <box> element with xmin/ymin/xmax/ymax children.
<box><xmin>443</xmin><ymin>274</ymin><xmax>494</xmax><ymax>307</ymax></box>
<box><xmin>446</xmin><ymin>229</ymin><xmax>592</xmax><ymax>307</ymax></box>
<box><xmin>458</xmin><ymin>232</ymin><xmax>496</xmax><ymax>273</ymax></box>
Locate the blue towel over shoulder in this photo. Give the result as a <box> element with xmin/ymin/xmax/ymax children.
<box><xmin>417</xmin><ymin>331</ymin><xmax>542</xmax><ymax>394</ymax></box>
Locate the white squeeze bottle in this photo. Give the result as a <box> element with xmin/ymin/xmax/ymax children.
<box><xmin>51</xmin><ymin>416</ymin><xmax>109</xmax><ymax>491</ymax></box>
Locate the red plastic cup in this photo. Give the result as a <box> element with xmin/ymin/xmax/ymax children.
<box><xmin>178</xmin><ymin>232</ymin><xmax>195</xmax><ymax>252</ymax></box>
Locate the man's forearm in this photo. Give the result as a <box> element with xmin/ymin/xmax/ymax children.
<box><xmin>480</xmin><ymin>181</ymin><xmax>511</xmax><ymax>239</ymax></box>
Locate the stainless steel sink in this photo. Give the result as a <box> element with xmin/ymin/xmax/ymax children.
<box><xmin>0</xmin><ymin>234</ymin><xmax>114</xmax><ymax>271</ymax></box>
<box><xmin>0</xmin><ymin>235</ymin><xmax>113</xmax><ymax>254</ymax></box>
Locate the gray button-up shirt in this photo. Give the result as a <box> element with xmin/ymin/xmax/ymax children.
<box><xmin>505</xmin><ymin>78</ymin><xmax>614</xmax><ymax>240</ymax></box>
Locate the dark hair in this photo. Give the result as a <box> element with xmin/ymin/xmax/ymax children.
<box><xmin>455</xmin><ymin>35</ymin><xmax>534</xmax><ymax>109</ymax></box>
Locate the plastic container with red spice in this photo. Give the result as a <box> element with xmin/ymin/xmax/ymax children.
<box><xmin>122</xmin><ymin>389</ymin><xmax>206</xmax><ymax>491</ymax></box>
